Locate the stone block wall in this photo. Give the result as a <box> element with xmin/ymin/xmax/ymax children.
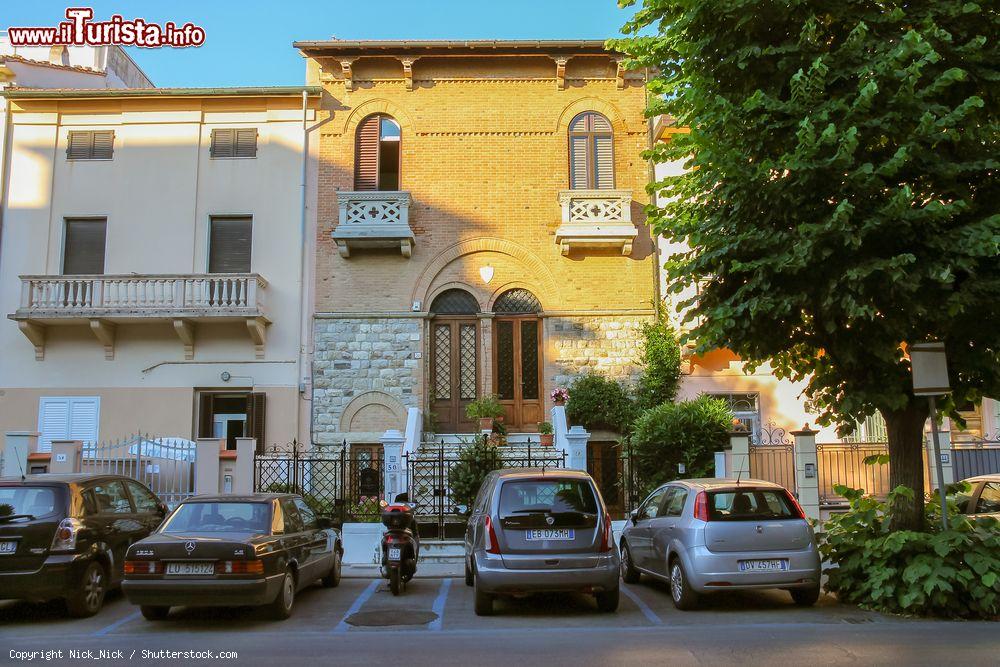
<box><xmin>313</xmin><ymin>317</ymin><xmax>422</xmax><ymax>444</ymax></box>
<box><xmin>546</xmin><ymin>315</ymin><xmax>650</xmax><ymax>391</ymax></box>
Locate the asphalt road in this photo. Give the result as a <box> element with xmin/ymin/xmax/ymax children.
<box><xmin>1</xmin><ymin>577</ymin><xmax>997</xmax><ymax>666</ymax></box>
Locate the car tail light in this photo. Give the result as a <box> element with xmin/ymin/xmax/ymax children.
<box><xmin>599</xmin><ymin>511</ymin><xmax>613</xmax><ymax>552</ymax></box>
<box><xmin>784</xmin><ymin>491</ymin><xmax>806</xmax><ymax>519</ymax></box>
<box><xmin>215</xmin><ymin>560</ymin><xmax>264</xmax><ymax>575</ymax></box>
<box><xmin>50</xmin><ymin>517</ymin><xmax>83</xmax><ymax>552</ymax></box>
<box><xmin>124</xmin><ymin>560</ymin><xmax>163</xmax><ymax>575</ymax></box>
<box><xmin>693</xmin><ymin>492</ymin><xmax>710</xmax><ymax>522</ymax></box>
<box><xmin>484</xmin><ymin>515</ymin><xmax>501</xmax><ymax>555</ymax></box>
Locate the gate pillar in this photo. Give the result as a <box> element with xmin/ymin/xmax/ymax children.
<box><xmin>232</xmin><ymin>437</ymin><xmax>256</xmax><ymax>494</ymax></box>
<box><xmin>195</xmin><ymin>438</ymin><xmax>224</xmax><ymax>494</ymax></box>
<box><xmin>49</xmin><ymin>440</ymin><xmax>83</xmax><ymax>474</ymax></box>
<box><xmin>381</xmin><ymin>429</ymin><xmax>406</xmax><ymax>502</ymax></box>
<box><xmin>728</xmin><ymin>430</ymin><xmax>751</xmax><ymax>481</ymax></box>
<box><xmin>791</xmin><ymin>425</ymin><xmax>820</xmax><ymax>522</ymax></box>
<box><xmin>564</xmin><ymin>425</ymin><xmax>590</xmax><ymax>471</ymax></box>
<box><xmin>1</xmin><ymin>432</ymin><xmax>36</xmax><ymax>478</ymax></box>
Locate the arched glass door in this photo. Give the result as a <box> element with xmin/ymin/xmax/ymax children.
<box><xmin>492</xmin><ymin>289</ymin><xmax>543</xmax><ymax>430</ymax></box>
<box><xmin>429</xmin><ymin>289</ymin><xmax>480</xmax><ymax>433</ymax></box>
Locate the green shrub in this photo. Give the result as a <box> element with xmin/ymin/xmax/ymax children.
<box><xmin>629</xmin><ymin>395</ymin><xmax>730</xmax><ymax>495</ymax></box>
<box><xmin>466</xmin><ymin>394</ymin><xmax>505</xmax><ymax>420</ymax></box>
<box><xmin>636</xmin><ymin>314</ymin><xmax>682</xmax><ymax>411</ymax></box>
<box><xmin>448</xmin><ymin>437</ymin><xmax>500</xmax><ymax>514</ymax></box>
<box><xmin>565</xmin><ymin>373</ymin><xmax>636</xmax><ymax>433</ymax></box>
<box><xmin>538</xmin><ymin>421</ymin><xmax>553</xmax><ymax>435</ymax></box>
<box><xmin>820</xmin><ymin>485</ymin><xmax>1000</xmax><ymax>619</ymax></box>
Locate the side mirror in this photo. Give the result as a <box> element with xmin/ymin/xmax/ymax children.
<box><xmin>629</xmin><ymin>509</ymin><xmax>639</xmax><ymax>525</ymax></box>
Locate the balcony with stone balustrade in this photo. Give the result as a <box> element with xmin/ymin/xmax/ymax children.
<box><xmin>332</xmin><ymin>191</ymin><xmax>414</xmax><ymax>258</ymax></box>
<box><xmin>10</xmin><ymin>273</ymin><xmax>268</xmax><ymax>361</ymax></box>
<box><xmin>555</xmin><ymin>189</ymin><xmax>637</xmax><ymax>256</ymax></box>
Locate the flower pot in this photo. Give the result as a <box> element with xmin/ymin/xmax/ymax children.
<box><xmin>478</xmin><ymin>417</ymin><xmax>494</xmax><ymax>431</ymax></box>
<box><xmin>539</xmin><ymin>433</ymin><xmax>554</xmax><ymax>446</ymax></box>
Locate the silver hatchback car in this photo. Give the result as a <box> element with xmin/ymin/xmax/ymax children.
<box><xmin>464</xmin><ymin>469</ymin><xmax>620</xmax><ymax>616</ymax></box>
<box><xmin>620</xmin><ymin>478</ymin><xmax>821</xmax><ymax>610</ymax></box>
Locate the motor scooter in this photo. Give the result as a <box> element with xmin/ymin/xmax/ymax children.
<box><xmin>380</xmin><ymin>495</ymin><xmax>419</xmax><ymax>595</ymax></box>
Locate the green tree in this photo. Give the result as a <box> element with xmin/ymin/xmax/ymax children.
<box><xmin>630</xmin><ymin>396</ymin><xmax>732</xmax><ymax>496</ymax></box>
<box><xmin>615</xmin><ymin>1</ymin><xmax>1000</xmax><ymax>531</ymax></box>
<box><xmin>449</xmin><ymin>437</ymin><xmax>500</xmax><ymax>513</ymax></box>
<box><xmin>636</xmin><ymin>307</ymin><xmax>682</xmax><ymax>411</ymax></box>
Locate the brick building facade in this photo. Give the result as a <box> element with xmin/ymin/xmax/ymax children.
<box><xmin>297</xmin><ymin>41</ymin><xmax>657</xmax><ymax>447</ymax></box>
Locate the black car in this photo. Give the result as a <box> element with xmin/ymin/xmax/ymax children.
<box><xmin>0</xmin><ymin>474</ymin><xmax>169</xmax><ymax>617</ymax></box>
<box><xmin>122</xmin><ymin>493</ymin><xmax>342</xmax><ymax>620</ymax></box>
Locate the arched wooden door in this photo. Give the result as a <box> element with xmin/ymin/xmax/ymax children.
<box><xmin>492</xmin><ymin>289</ymin><xmax>543</xmax><ymax>430</ymax></box>
<box><xmin>429</xmin><ymin>289</ymin><xmax>480</xmax><ymax>433</ymax></box>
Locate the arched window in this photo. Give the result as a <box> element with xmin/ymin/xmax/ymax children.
<box><xmin>492</xmin><ymin>288</ymin><xmax>541</xmax><ymax>314</ymax></box>
<box><xmin>568</xmin><ymin>112</ymin><xmax>614</xmax><ymax>190</ymax></box>
<box><xmin>354</xmin><ymin>114</ymin><xmax>400</xmax><ymax>190</ymax></box>
<box><xmin>430</xmin><ymin>289</ymin><xmax>479</xmax><ymax>315</ymax></box>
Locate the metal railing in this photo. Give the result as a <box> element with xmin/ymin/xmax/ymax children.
<box><xmin>82</xmin><ymin>434</ymin><xmax>196</xmax><ymax>507</ymax></box>
<box><xmin>953</xmin><ymin>435</ymin><xmax>1000</xmax><ymax>480</ymax></box>
<box><xmin>16</xmin><ymin>273</ymin><xmax>267</xmax><ymax>317</ymax></box>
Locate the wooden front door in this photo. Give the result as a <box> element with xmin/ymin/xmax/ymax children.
<box><xmin>430</xmin><ymin>318</ymin><xmax>479</xmax><ymax>433</ymax></box>
<box><xmin>494</xmin><ymin>317</ymin><xmax>543</xmax><ymax>430</ymax></box>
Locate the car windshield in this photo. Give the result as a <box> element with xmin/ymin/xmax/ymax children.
<box><xmin>0</xmin><ymin>487</ymin><xmax>58</xmax><ymax>521</ymax></box>
<box><xmin>160</xmin><ymin>502</ymin><xmax>270</xmax><ymax>534</ymax></box>
<box><xmin>708</xmin><ymin>489</ymin><xmax>798</xmax><ymax>521</ymax></box>
<box><xmin>498</xmin><ymin>479</ymin><xmax>598</xmax><ymax>519</ymax></box>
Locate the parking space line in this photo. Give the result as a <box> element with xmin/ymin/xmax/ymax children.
<box><xmin>93</xmin><ymin>610</ymin><xmax>141</xmax><ymax>636</ymax></box>
<box><xmin>621</xmin><ymin>584</ymin><xmax>664</xmax><ymax>626</ymax></box>
<box><xmin>333</xmin><ymin>580</ymin><xmax>379</xmax><ymax>633</ymax></box>
<box><xmin>427</xmin><ymin>578</ymin><xmax>452</xmax><ymax>631</ymax></box>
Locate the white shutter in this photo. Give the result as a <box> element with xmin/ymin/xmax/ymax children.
<box><xmin>37</xmin><ymin>397</ymin><xmax>100</xmax><ymax>453</ymax></box>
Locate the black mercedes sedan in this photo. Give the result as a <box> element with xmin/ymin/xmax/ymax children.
<box><xmin>122</xmin><ymin>493</ymin><xmax>342</xmax><ymax>620</ymax></box>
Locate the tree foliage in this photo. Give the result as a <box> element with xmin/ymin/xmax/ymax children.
<box><xmin>630</xmin><ymin>395</ymin><xmax>732</xmax><ymax>496</ymax></box>
<box><xmin>449</xmin><ymin>437</ymin><xmax>500</xmax><ymax>514</ymax></box>
<box><xmin>614</xmin><ymin>0</ymin><xmax>1000</xmax><ymax>530</ymax></box>
<box><xmin>566</xmin><ymin>373</ymin><xmax>637</xmax><ymax>433</ymax></box>
<box><xmin>636</xmin><ymin>309</ymin><xmax>683</xmax><ymax>411</ymax></box>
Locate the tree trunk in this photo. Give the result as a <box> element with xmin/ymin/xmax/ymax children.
<box><xmin>881</xmin><ymin>402</ymin><xmax>929</xmax><ymax>532</ymax></box>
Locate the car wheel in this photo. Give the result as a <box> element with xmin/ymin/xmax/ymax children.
<box><xmin>140</xmin><ymin>605</ymin><xmax>170</xmax><ymax>621</ymax></box>
<box><xmin>268</xmin><ymin>568</ymin><xmax>296</xmax><ymax>620</ymax></box>
<box><xmin>595</xmin><ymin>586</ymin><xmax>620</xmax><ymax>613</ymax></box>
<box><xmin>473</xmin><ymin>575</ymin><xmax>494</xmax><ymax>616</ymax></box>
<box><xmin>322</xmin><ymin>551</ymin><xmax>342</xmax><ymax>588</ymax></box>
<box><xmin>620</xmin><ymin>543</ymin><xmax>640</xmax><ymax>584</ymax></box>
<box><xmin>790</xmin><ymin>584</ymin><xmax>821</xmax><ymax>606</ymax></box>
<box><xmin>669</xmin><ymin>559</ymin><xmax>699</xmax><ymax>611</ymax></box>
<box><xmin>66</xmin><ymin>561</ymin><xmax>107</xmax><ymax>618</ymax></box>
<box><xmin>464</xmin><ymin>558</ymin><xmax>474</xmax><ymax>587</ymax></box>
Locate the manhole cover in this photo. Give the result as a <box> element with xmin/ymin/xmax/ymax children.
<box><xmin>346</xmin><ymin>609</ymin><xmax>438</xmax><ymax>627</ymax></box>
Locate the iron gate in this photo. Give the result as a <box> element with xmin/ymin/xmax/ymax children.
<box><xmin>953</xmin><ymin>437</ymin><xmax>1000</xmax><ymax>480</ymax></box>
<box><xmin>82</xmin><ymin>434</ymin><xmax>196</xmax><ymax>507</ymax></box>
<box><xmin>253</xmin><ymin>442</ymin><xmax>384</xmax><ymax>523</ymax></box>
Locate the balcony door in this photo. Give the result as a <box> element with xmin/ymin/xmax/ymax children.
<box><xmin>492</xmin><ymin>289</ymin><xmax>543</xmax><ymax>431</ymax></box>
<box><xmin>429</xmin><ymin>290</ymin><xmax>480</xmax><ymax>433</ymax></box>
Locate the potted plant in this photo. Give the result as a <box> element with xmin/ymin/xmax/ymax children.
<box><xmin>538</xmin><ymin>421</ymin><xmax>554</xmax><ymax>446</ymax></box>
<box><xmin>466</xmin><ymin>394</ymin><xmax>505</xmax><ymax>431</ymax></box>
<box><xmin>551</xmin><ymin>387</ymin><xmax>569</xmax><ymax>406</ymax></box>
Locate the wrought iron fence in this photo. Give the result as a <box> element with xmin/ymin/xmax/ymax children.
<box><xmin>82</xmin><ymin>434</ymin><xmax>196</xmax><ymax>507</ymax></box>
<box><xmin>815</xmin><ymin>442</ymin><xmax>932</xmax><ymax>504</ymax></box>
<box><xmin>953</xmin><ymin>435</ymin><xmax>1000</xmax><ymax>480</ymax></box>
<box><xmin>748</xmin><ymin>423</ymin><xmax>797</xmax><ymax>493</ymax></box>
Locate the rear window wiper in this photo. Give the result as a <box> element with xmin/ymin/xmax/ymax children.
<box><xmin>0</xmin><ymin>513</ymin><xmax>36</xmax><ymax>523</ymax></box>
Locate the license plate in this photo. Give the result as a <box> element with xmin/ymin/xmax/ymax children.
<box><xmin>0</xmin><ymin>541</ymin><xmax>16</xmax><ymax>555</ymax></box>
<box><xmin>165</xmin><ymin>561</ymin><xmax>214</xmax><ymax>576</ymax></box>
<box><xmin>739</xmin><ymin>559</ymin><xmax>789</xmax><ymax>572</ymax></box>
<box><xmin>525</xmin><ymin>529</ymin><xmax>574</xmax><ymax>541</ymax></box>
<box><xmin>388</xmin><ymin>547</ymin><xmax>401</xmax><ymax>561</ymax></box>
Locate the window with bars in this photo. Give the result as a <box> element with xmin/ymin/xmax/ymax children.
<box><xmin>430</xmin><ymin>289</ymin><xmax>479</xmax><ymax>315</ymax></box>
<box><xmin>63</xmin><ymin>218</ymin><xmax>107</xmax><ymax>275</ymax></box>
<box><xmin>707</xmin><ymin>393</ymin><xmax>761</xmax><ymax>440</ymax></box>
<box><xmin>355</xmin><ymin>114</ymin><xmax>401</xmax><ymax>191</ymax></box>
<box><xmin>210</xmin><ymin>128</ymin><xmax>258</xmax><ymax>159</ymax></box>
<box><xmin>208</xmin><ymin>216</ymin><xmax>252</xmax><ymax>273</ymax></box>
<box><xmin>568</xmin><ymin>112</ymin><xmax>614</xmax><ymax>189</ymax></box>
<box><xmin>493</xmin><ymin>288</ymin><xmax>541</xmax><ymax>314</ymax></box>
<box><xmin>66</xmin><ymin>130</ymin><xmax>115</xmax><ymax>160</ymax></box>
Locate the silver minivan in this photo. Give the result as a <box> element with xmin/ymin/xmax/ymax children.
<box><xmin>620</xmin><ymin>479</ymin><xmax>821</xmax><ymax>610</ymax></box>
<box><xmin>464</xmin><ymin>469</ymin><xmax>620</xmax><ymax>616</ymax></box>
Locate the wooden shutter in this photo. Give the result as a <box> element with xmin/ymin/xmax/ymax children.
<box><xmin>198</xmin><ymin>393</ymin><xmax>215</xmax><ymax>438</ymax></box>
<box><xmin>63</xmin><ymin>218</ymin><xmax>107</xmax><ymax>275</ymax></box>
<box><xmin>246</xmin><ymin>392</ymin><xmax>267</xmax><ymax>452</ymax></box>
<box><xmin>208</xmin><ymin>217</ymin><xmax>252</xmax><ymax>273</ymax></box>
<box><xmin>594</xmin><ymin>135</ymin><xmax>614</xmax><ymax>189</ymax></box>
<box><xmin>67</xmin><ymin>131</ymin><xmax>92</xmax><ymax>160</ymax></box>
<box><xmin>235</xmin><ymin>128</ymin><xmax>257</xmax><ymax>157</ymax></box>
<box><xmin>91</xmin><ymin>131</ymin><xmax>114</xmax><ymax>159</ymax></box>
<box><xmin>569</xmin><ymin>135</ymin><xmax>590</xmax><ymax>189</ymax></box>
<box><xmin>211</xmin><ymin>129</ymin><xmax>235</xmax><ymax>158</ymax></box>
<box><xmin>354</xmin><ymin>115</ymin><xmax>380</xmax><ymax>190</ymax></box>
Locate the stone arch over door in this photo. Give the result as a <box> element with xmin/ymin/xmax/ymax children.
<box><xmin>339</xmin><ymin>391</ymin><xmax>407</xmax><ymax>433</ymax></box>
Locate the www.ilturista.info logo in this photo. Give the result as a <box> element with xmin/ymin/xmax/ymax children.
<box><xmin>7</xmin><ymin>7</ymin><xmax>206</xmax><ymax>48</ymax></box>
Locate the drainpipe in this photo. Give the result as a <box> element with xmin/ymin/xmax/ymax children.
<box><xmin>0</xmin><ymin>71</ymin><xmax>15</xmax><ymax>278</ymax></box>
<box><xmin>644</xmin><ymin>66</ymin><xmax>662</xmax><ymax>313</ymax></box>
<box><xmin>296</xmin><ymin>89</ymin><xmax>312</xmax><ymax>446</ymax></box>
